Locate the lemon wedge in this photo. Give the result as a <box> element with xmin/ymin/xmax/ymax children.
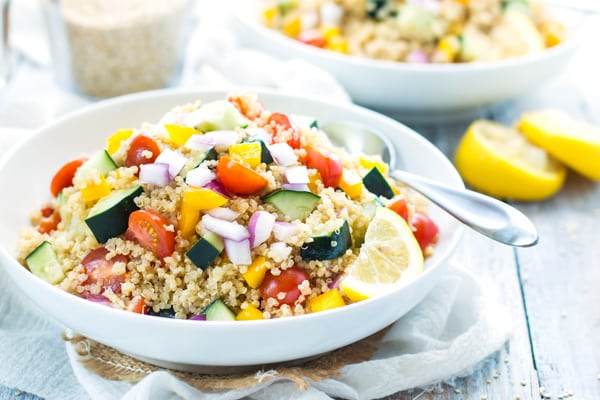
<box><xmin>340</xmin><ymin>207</ymin><xmax>423</xmax><ymax>302</ymax></box>
<box><xmin>517</xmin><ymin>110</ymin><xmax>600</xmax><ymax>181</ymax></box>
<box><xmin>454</xmin><ymin>119</ymin><xmax>566</xmax><ymax>201</ymax></box>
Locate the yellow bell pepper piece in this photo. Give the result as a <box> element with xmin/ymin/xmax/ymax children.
<box><xmin>183</xmin><ymin>187</ymin><xmax>228</xmax><ymax>210</ymax></box>
<box><xmin>309</xmin><ymin>288</ymin><xmax>346</xmax><ymax>313</ymax></box>
<box><xmin>80</xmin><ymin>176</ymin><xmax>111</xmax><ymax>202</ymax></box>
<box><xmin>236</xmin><ymin>304</ymin><xmax>265</xmax><ymax>320</ymax></box>
<box><xmin>540</xmin><ymin>20</ymin><xmax>565</xmax><ymax>48</ymax></box>
<box><xmin>106</xmin><ymin>129</ymin><xmax>133</xmax><ymax>155</ymax></box>
<box><xmin>262</xmin><ymin>6</ymin><xmax>278</xmax><ymax>27</ymax></box>
<box><xmin>326</xmin><ymin>35</ymin><xmax>349</xmax><ymax>54</ymax></box>
<box><xmin>338</xmin><ymin>170</ymin><xmax>363</xmax><ymax>199</ymax></box>
<box><xmin>436</xmin><ymin>35</ymin><xmax>460</xmax><ymax>62</ymax></box>
<box><xmin>165</xmin><ymin>124</ymin><xmax>198</xmax><ymax>146</ymax></box>
<box><xmin>359</xmin><ymin>156</ymin><xmax>389</xmax><ymax>176</ymax></box>
<box><xmin>243</xmin><ymin>256</ymin><xmax>269</xmax><ymax>288</ymax></box>
<box><xmin>321</xmin><ymin>25</ymin><xmax>341</xmax><ymax>41</ymax></box>
<box><xmin>179</xmin><ymin>204</ymin><xmax>200</xmax><ymax>238</ymax></box>
<box><xmin>229</xmin><ymin>142</ymin><xmax>262</xmax><ymax>168</ymax></box>
<box><xmin>283</xmin><ymin>16</ymin><xmax>302</xmax><ymax>37</ymax></box>
<box><xmin>307</xmin><ymin>171</ymin><xmax>322</xmax><ymax>193</ymax></box>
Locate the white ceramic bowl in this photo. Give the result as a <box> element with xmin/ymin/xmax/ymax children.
<box><xmin>0</xmin><ymin>89</ymin><xmax>463</xmax><ymax>370</ymax></box>
<box><xmin>233</xmin><ymin>2</ymin><xmax>588</xmax><ymax>115</ymax></box>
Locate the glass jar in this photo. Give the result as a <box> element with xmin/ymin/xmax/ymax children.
<box><xmin>42</xmin><ymin>0</ymin><xmax>190</xmax><ymax>98</ymax></box>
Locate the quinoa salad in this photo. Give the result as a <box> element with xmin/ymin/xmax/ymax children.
<box><xmin>260</xmin><ymin>0</ymin><xmax>566</xmax><ymax>63</ymax></box>
<box><xmin>16</xmin><ymin>93</ymin><xmax>439</xmax><ymax>321</ymax></box>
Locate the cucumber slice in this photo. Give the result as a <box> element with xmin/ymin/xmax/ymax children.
<box><xmin>186</xmin><ymin>232</ymin><xmax>224</xmax><ymax>270</ymax></box>
<box><xmin>85</xmin><ymin>186</ymin><xmax>143</xmax><ymax>243</ymax></box>
<box><xmin>147</xmin><ymin>306</ymin><xmax>176</xmax><ymax>318</ymax></box>
<box><xmin>77</xmin><ymin>150</ymin><xmax>118</xmax><ymax>179</ymax></box>
<box><xmin>362</xmin><ymin>167</ymin><xmax>394</xmax><ymax>199</ymax></box>
<box><xmin>191</xmin><ymin>100</ymin><xmax>248</xmax><ymax>132</ymax></box>
<box><xmin>25</xmin><ymin>241</ymin><xmax>64</xmax><ymax>284</ymax></box>
<box><xmin>263</xmin><ymin>190</ymin><xmax>320</xmax><ymax>221</ymax></box>
<box><xmin>300</xmin><ymin>220</ymin><xmax>352</xmax><ymax>261</ymax></box>
<box><xmin>202</xmin><ymin>299</ymin><xmax>236</xmax><ymax>321</ymax></box>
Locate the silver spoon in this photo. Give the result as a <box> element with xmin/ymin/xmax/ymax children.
<box><xmin>321</xmin><ymin>122</ymin><xmax>539</xmax><ymax>247</ymax></box>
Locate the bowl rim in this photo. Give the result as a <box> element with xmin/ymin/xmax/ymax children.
<box><xmin>232</xmin><ymin>0</ymin><xmax>590</xmax><ymax>74</ymax></box>
<box><xmin>0</xmin><ymin>87</ymin><xmax>464</xmax><ymax>331</ymax></box>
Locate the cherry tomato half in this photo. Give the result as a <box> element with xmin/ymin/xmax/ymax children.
<box><xmin>129</xmin><ymin>297</ymin><xmax>147</xmax><ymax>314</ymax></box>
<box><xmin>259</xmin><ymin>266</ymin><xmax>310</xmax><ymax>307</ymax></box>
<box><xmin>216</xmin><ymin>156</ymin><xmax>268</xmax><ymax>195</ymax></box>
<box><xmin>297</xmin><ymin>32</ymin><xmax>326</xmax><ymax>48</ymax></box>
<box><xmin>267</xmin><ymin>112</ymin><xmax>301</xmax><ymax>149</ymax></box>
<box><xmin>126</xmin><ymin>209</ymin><xmax>175</xmax><ymax>259</ymax></box>
<box><xmin>305</xmin><ymin>147</ymin><xmax>343</xmax><ymax>188</ymax></box>
<box><xmin>125</xmin><ymin>135</ymin><xmax>161</xmax><ymax>168</ymax></box>
<box><xmin>50</xmin><ymin>157</ymin><xmax>88</xmax><ymax>197</ymax></box>
<box><xmin>388</xmin><ymin>197</ymin><xmax>409</xmax><ymax>222</ymax></box>
<box><xmin>82</xmin><ymin>247</ymin><xmax>129</xmax><ymax>294</ymax></box>
<box><xmin>410</xmin><ymin>213</ymin><xmax>439</xmax><ymax>253</ymax></box>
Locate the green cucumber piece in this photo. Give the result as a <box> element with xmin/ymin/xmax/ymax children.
<box><xmin>202</xmin><ymin>299</ymin><xmax>236</xmax><ymax>321</ymax></box>
<box><xmin>243</xmin><ymin>137</ymin><xmax>274</xmax><ymax>164</ymax></box>
<box><xmin>193</xmin><ymin>100</ymin><xmax>248</xmax><ymax>132</ymax></box>
<box><xmin>263</xmin><ymin>190</ymin><xmax>320</xmax><ymax>221</ymax></box>
<box><xmin>300</xmin><ymin>220</ymin><xmax>352</xmax><ymax>261</ymax></box>
<box><xmin>362</xmin><ymin>167</ymin><xmax>394</xmax><ymax>199</ymax></box>
<box><xmin>85</xmin><ymin>186</ymin><xmax>143</xmax><ymax>243</ymax></box>
<box><xmin>77</xmin><ymin>150</ymin><xmax>118</xmax><ymax>179</ymax></box>
<box><xmin>186</xmin><ymin>232</ymin><xmax>224</xmax><ymax>270</ymax></box>
<box><xmin>148</xmin><ymin>306</ymin><xmax>176</xmax><ymax>318</ymax></box>
<box><xmin>25</xmin><ymin>241</ymin><xmax>64</xmax><ymax>284</ymax></box>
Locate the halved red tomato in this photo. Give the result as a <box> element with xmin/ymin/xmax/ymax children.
<box><xmin>259</xmin><ymin>266</ymin><xmax>310</xmax><ymax>307</ymax></box>
<box><xmin>305</xmin><ymin>147</ymin><xmax>343</xmax><ymax>188</ymax></box>
<box><xmin>125</xmin><ymin>135</ymin><xmax>161</xmax><ymax>168</ymax></box>
<box><xmin>388</xmin><ymin>197</ymin><xmax>409</xmax><ymax>221</ymax></box>
<box><xmin>82</xmin><ymin>247</ymin><xmax>129</xmax><ymax>294</ymax></box>
<box><xmin>216</xmin><ymin>156</ymin><xmax>268</xmax><ymax>195</ymax></box>
<box><xmin>267</xmin><ymin>112</ymin><xmax>301</xmax><ymax>149</ymax></box>
<box><xmin>50</xmin><ymin>157</ymin><xmax>88</xmax><ymax>197</ymax></box>
<box><xmin>126</xmin><ymin>209</ymin><xmax>175</xmax><ymax>259</ymax></box>
<box><xmin>410</xmin><ymin>213</ymin><xmax>439</xmax><ymax>252</ymax></box>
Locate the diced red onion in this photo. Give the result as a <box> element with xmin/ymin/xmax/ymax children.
<box><xmin>246</xmin><ymin>127</ymin><xmax>272</xmax><ymax>144</ymax></box>
<box><xmin>155</xmin><ymin>149</ymin><xmax>186</xmax><ymax>178</ymax></box>
<box><xmin>202</xmin><ymin>130</ymin><xmax>239</xmax><ymax>147</ymax></box>
<box><xmin>86</xmin><ymin>294</ymin><xmax>111</xmax><ymax>306</ymax></box>
<box><xmin>206</xmin><ymin>207</ymin><xmax>240</xmax><ymax>221</ymax></box>
<box><xmin>185</xmin><ymin>134</ymin><xmax>215</xmax><ymax>151</ymax></box>
<box><xmin>407</xmin><ymin>49</ymin><xmax>430</xmax><ymax>64</ymax></box>
<box><xmin>320</xmin><ymin>2</ymin><xmax>343</xmax><ymax>26</ymax></box>
<box><xmin>189</xmin><ymin>314</ymin><xmax>207</xmax><ymax>321</ymax></box>
<box><xmin>285</xmin><ymin>166</ymin><xmax>309</xmax><ymax>184</ymax></box>
<box><xmin>269</xmin><ymin>242</ymin><xmax>292</xmax><ymax>260</ymax></box>
<box><xmin>282</xmin><ymin>183</ymin><xmax>310</xmax><ymax>192</ymax></box>
<box><xmin>203</xmin><ymin>180</ymin><xmax>231</xmax><ymax>199</ymax></box>
<box><xmin>139</xmin><ymin>163</ymin><xmax>170</xmax><ymax>187</ymax></box>
<box><xmin>268</xmin><ymin>143</ymin><xmax>297</xmax><ymax>166</ymax></box>
<box><xmin>186</xmin><ymin>166</ymin><xmax>216</xmax><ymax>187</ymax></box>
<box><xmin>328</xmin><ymin>274</ymin><xmax>342</xmax><ymax>289</ymax></box>
<box><xmin>224</xmin><ymin>238</ymin><xmax>252</xmax><ymax>265</ymax></box>
<box><xmin>248</xmin><ymin>211</ymin><xmax>276</xmax><ymax>248</ymax></box>
<box><xmin>272</xmin><ymin>221</ymin><xmax>300</xmax><ymax>241</ymax></box>
<box><xmin>202</xmin><ymin>214</ymin><xmax>249</xmax><ymax>241</ymax></box>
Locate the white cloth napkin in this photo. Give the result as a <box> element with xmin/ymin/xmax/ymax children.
<box><xmin>1</xmin><ymin>2</ymin><xmax>510</xmax><ymax>399</ymax></box>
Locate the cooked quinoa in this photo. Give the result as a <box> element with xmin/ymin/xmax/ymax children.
<box><xmin>17</xmin><ymin>93</ymin><xmax>437</xmax><ymax>320</ymax></box>
<box><xmin>261</xmin><ymin>0</ymin><xmax>566</xmax><ymax>63</ymax></box>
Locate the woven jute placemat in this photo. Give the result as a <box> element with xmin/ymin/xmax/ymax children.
<box><xmin>65</xmin><ymin>329</ymin><xmax>388</xmax><ymax>391</ymax></box>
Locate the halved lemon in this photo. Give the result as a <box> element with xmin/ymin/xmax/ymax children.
<box><xmin>454</xmin><ymin>119</ymin><xmax>566</xmax><ymax>201</ymax></box>
<box><xmin>340</xmin><ymin>207</ymin><xmax>423</xmax><ymax>302</ymax></box>
<box><xmin>518</xmin><ymin>110</ymin><xmax>600</xmax><ymax>181</ymax></box>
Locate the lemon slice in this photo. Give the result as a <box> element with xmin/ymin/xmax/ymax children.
<box><xmin>340</xmin><ymin>207</ymin><xmax>423</xmax><ymax>302</ymax></box>
<box><xmin>454</xmin><ymin>119</ymin><xmax>566</xmax><ymax>201</ymax></box>
<box><xmin>518</xmin><ymin>110</ymin><xmax>600</xmax><ymax>181</ymax></box>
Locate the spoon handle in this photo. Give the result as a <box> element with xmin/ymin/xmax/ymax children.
<box><xmin>390</xmin><ymin>170</ymin><xmax>539</xmax><ymax>247</ymax></box>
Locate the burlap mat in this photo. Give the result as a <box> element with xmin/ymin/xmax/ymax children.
<box><xmin>64</xmin><ymin>329</ymin><xmax>388</xmax><ymax>392</ymax></box>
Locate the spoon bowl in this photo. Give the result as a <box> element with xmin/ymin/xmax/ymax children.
<box><xmin>321</xmin><ymin>121</ymin><xmax>539</xmax><ymax>247</ymax></box>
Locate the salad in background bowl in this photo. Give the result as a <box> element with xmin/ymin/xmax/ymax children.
<box><xmin>233</xmin><ymin>0</ymin><xmax>588</xmax><ymax>114</ymax></box>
